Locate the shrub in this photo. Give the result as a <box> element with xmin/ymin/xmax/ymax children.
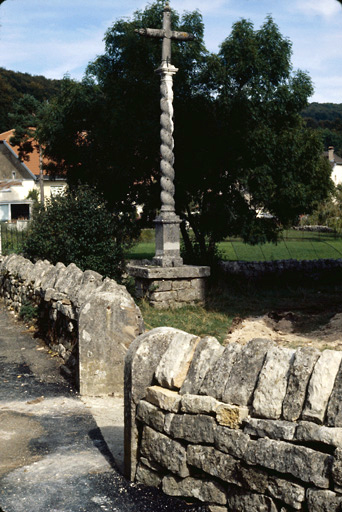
<box><xmin>23</xmin><ymin>185</ymin><xmax>139</xmax><ymax>281</ymax></box>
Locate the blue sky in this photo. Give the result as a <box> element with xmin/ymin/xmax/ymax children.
<box><xmin>0</xmin><ymin>0</ymin><xmax>341</xmax><ymax>103</ymax></box>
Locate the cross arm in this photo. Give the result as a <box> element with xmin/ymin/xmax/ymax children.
<box><xmin>171</xmin><ymin>30</ymin><xmax>194</xmax><ymax>41</ymax></box>
<box><xmin>135</xmin><ymin>28</ymin><xmax>164</xmax><ymax>38</ymax></box>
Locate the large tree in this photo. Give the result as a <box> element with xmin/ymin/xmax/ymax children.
<box><xmin>39</xmin><ymin>2</ymin><xmax>332</xmax><ymax>264</ymax></box>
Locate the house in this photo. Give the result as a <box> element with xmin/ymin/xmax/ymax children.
<box><xmin>0</xmin><ymin>130</ymin><xmax>67</xmax><ymax>222</ymax></box>
<box><xmin>325</xmin><ymin>146</ymin><xmax>342</xmax><ymax>186</ymax></box>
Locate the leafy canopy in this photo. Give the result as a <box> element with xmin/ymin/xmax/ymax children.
<box><xmin>37</xmin><ymin>2</ymin><xmax>332</xmax><ymax>264</ymax></box>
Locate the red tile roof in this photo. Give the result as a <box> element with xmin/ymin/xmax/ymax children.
<box><xmin>0</xmin><ymin>129</ymin><xmax>50</xmax><ymax>177</ymax></box>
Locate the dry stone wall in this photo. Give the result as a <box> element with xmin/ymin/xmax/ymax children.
<box><xmin>0</xmin><ymin>254</ymin><xmax>144</xmax><ymax>396</ymax></box>
<box><xmin>125</xmin><ymin>329</ymin><xmax>342</xmax><ymax>511</ymax></box>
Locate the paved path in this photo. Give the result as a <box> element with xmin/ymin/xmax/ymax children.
<box><xmin>0</xmin><ymin>306</ymin><xmax>205</xmax><ymax>512</ymax></box>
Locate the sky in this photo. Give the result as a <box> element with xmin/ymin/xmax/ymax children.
<box><xmin>0</xmin><ymin>0</ymin><xmax>341</xmax><ymax>103</ymax></box>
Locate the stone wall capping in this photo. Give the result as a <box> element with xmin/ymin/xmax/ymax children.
<box><xmin>127</xmin><ymin>263</ymin><xmax>210</xmax><ymax>279</ymax></box>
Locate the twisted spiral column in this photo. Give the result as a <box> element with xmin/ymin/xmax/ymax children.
<box><xmin>158</xmin><ymin>64</ymin><xmax>178</xmax><ymax>213</ymax></box>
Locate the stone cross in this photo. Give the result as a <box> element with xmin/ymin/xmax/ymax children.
<box><xmin>136</xmin><ymin>2</ymin><xmax>194</xmax><ymax>267</ymax></box>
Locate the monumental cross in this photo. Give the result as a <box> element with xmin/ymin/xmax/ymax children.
<box><xmin>136</xmin><ymin>2</ymin><xmax>194</xmax><ymax>267</ymax></box>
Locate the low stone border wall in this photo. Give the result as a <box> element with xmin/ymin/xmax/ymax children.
<box><xmin>219</xmin><ymin>257</ymin><xmax>342</xmax><ymax>282</ymax></box>
<box><xmin>125</xmin><ymin>330</ymin><xmax>342</xmax><ymax>511</ymax></box>
<box><xmin>0</xmin><ymin>254</ymin><xmax>144</xmax><ymax>396</ymax></box>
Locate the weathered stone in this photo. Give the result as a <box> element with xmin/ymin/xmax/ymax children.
<box><xmin>54</xmin><ymin>262</ymin><xmax>83</xmax><ymax>297</ymax></box>
<box><xmin>216</xmin><ymin>403</ymin><xmax>249</xmax><ymax>428</ymax></box>
<box><xmin>244</xmin><ymin>437</ymin><xmax>332</xmax><ymax>488</ymax></box>
<box><xmin>243</xmin><ymin>418</ymin><xmax>296</xmax><ymax>441</ymax></box>
<box><xmin>222</xmin><ymin>338</ymin><xmax>273</xmax><ymax>406</ymax></box>
<box><xmin>136</xmin><ymin>400</ymin><xmax>165</xmax><ymax>432</ymax></box>
<box><xmin>296</xmin><ymin>421</ymin><xmax>342</xmax><ymax>448</ymax></box>
<box><xmin>332</xmin><ymin>447</ymin><xmax>342</xmax><ymax>491</ymax></box>
<box><xmin>124</xmin><ymin>327</ymin><xmax>178</xmax><ymax>479</ymax></box>
<box><xmin>180</xmin><ymin>336</ymin><xmax>224</xmax><ymax>395</ymax></box>
<box><xmin>267</xmin><ymin>475</ymin><xmax>305</xmax><ymax>510</ymax></box>
<box><xmin>253</xmin><ymin>346</ymin><xmax>294</xmax><ymax>419</ymax></box>
<box><xmin>162</xmin><ymin>475</ymin><xmax>227</xmax><ymax>505</ymax></box>
<box><xmin>75</xmin><ymin>269</ymin><xmax>103</xmax><ymax>308</ymax></box>
<box><xmin>154</xmin><ymin>330</ymin><xmax>200</xmax><ymax>389</ymax></box>
<box><xmin>181</xmin><ymin>394</ymin><xmax>220</xmax><ymax>414</ymax></box>
<box><xmin>140</xmin><ymin>426</ymin><xmax>189</xmax><ymax>477</ymax></box>
<box><xmin>227</xmin><ymin>489</ymin><xmax>277</xmax><ymax>512</ymax></box>
<box><xmin>282</xmin><ymin>346</ymin><xmax>320</xmax><ymax>421</ymax></box>
<box><xmin>127</xmin><ymin>264</ymin><xmax>211</xmax><ymax>280</ymax></box>
<box><xmin>306</xmin><ymin>489</ymin><xmax>342</xmax><ymax>512</ymax></box>
<box><xmin>78</xmin><ymin>281</ymin><xmax>144</xmax><ymax>396</ymax></box>
<box><xmin>187</xmin><ymin>445</ymin><xmax>239</xmax><ymax>485</ymax></box>
<box><xmin>327</xmin><ymin>360</ymin><xmax>342</xmax><ymax>427</ymax></box>
<box><xmin>206</xmin><ymin>506</ymin><xmax>227</xmax><ymax>512</ymax></box>
<box><xmin>214</xmin><ymin>426</ymin><xmax>250</xmax><ymax>459</ymax></box>
<box><xmin>302</xmin><ymin>350</ymin><xmax>342</xmax><ymax>424</ymax></box>
<box><xmin>135</xmin><ymin>462</ymin><xmax>162</xmax><ymax>487</ymax></box>
<box><xmin>150</xmin><ymin>290</ymin><xmax>177</xmax><ymax>302</ymax></box>
<box><xmin>145</xmin><ymin>386</ymin><xmax>181</xmax><ymax>413</ymax></box>
<box><xmin>200</xmin><ymin>342</ymin><xmax>242</xmax><ymax>400</ymax></box>
<box><xmin>164</xmin><ymin>413</ymin><xmax>216</xmax><ymax>443</ymax></box>
<box><xmin>177</xmin><ymin>288</ymin><xmax>202</xmax><ymax>302</ymax></box>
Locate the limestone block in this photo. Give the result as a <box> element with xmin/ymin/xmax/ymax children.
<box><xmin>227</xmin><ymin>489</ymin><xmax>277</xmax><ymax>512</ymax></box>
<box><xmin>302</xmin><ymin>350</ymin><xmax>342</xmax><ymax>424</ymax></box>
<box><xmin>124</xmin><ymin>328</ymin><xmax>184</xmax><ymax>480</ymax></box>
<box><xmin>150</xmin><ymin>290</ymin><xmax>177</xmax><ymax>302</ymax></box>
<box><xmin>282</xmin><ymin>346</ymin><xmax>320</xmax><ymax>421</ymax></box>
<box><xmin>171</xmin><ymin>280</ymin><xmax>190</xmax><ymax>290</ymax></box>
<box><xmin>54</xmin><ymin>262</ymin><xmax>83</xmax><ymax>297</ymax></box>
<box><xmin>214</xmin><ymin>426</ymin><xmax>250</xmax><ymax>459</ymax></box>
<box><xmin>140</xmin><ymin>426</ymin><xmax>189</xmax><ymax>477</ymax></box>
<box><xmin>136</xmin><ymin>400</ymin><xmax>165</xmax><ymax>432</ymax></box>
<box><xmin>39</xmin><ymin>265</ymin><xmax>59</xmax><ymax>291</ymax></box>
<box><xmin>152</xmin><ymin>280</ymin><xmax>172</xmax><ymax>292</ymax></box>
<box><xmin>200</xmin><ymin>342</ymin><xmax>242</xmax><ymax>400</ymax></box>
<box><xmin>267</xmin><ymin>475</ymin><xmax>305</xmax><ymax>510</ymax></box>
<box><xmin>222</xmin><ymin>338</ymin><xmax>273</xmax><ymax>406</ymax></box>
<box><xmin>332</xmin><ymin>447</ymin><xmax>342</xmax><ymax>491</ymax></box>
<box><xmin>145</xmin><ymin>386</ymin><xmax>181</xmax><ymax>413</ymax></box>
<box><xmin>135</xmin><ymin>463</ymin><xmax>162</xmax><ymax>487</ymax></box>
<box><xmin>327</xmin><ymin>360</ymin><xmax>342</xmax><ymax>427</ymax></box>
<box><xmin>180</xmin><ymin>336</ymin><xmax>224</xmax><ymax>396</ymax></box>
<box><xmin>177</xmin><ymin>288</ymin><xmax>203</xmax><ymax>302</ymax></box>
<box><xmin>181</xmin><ymin>394</ymin><xmax>221</xmax><ymax>414</ymax></box>
<box><xmin>44</xmin><ymin>288</ymin><xmax>67</xmax><ymax>302</ymax></box>
<box><xmin>243</xmin><ymin>418</ymin><xmax>296</xmax><ymax>441</ymax></box>
<box><xmin>244</xmin><ymin>437</ymin><xmax>332</xmax><ymax>488</ymax></box>
<box><xmin>78</xmin><ymin>279</ymin><xmax>143</xmax><ymax>396</ymax></box>
<box><xmin>252</xmin><ymin>346</ymin><xmax>294</xmax><ymax>419</ymax></box>
<box><xmin>206</xmin><ymin>507</ymin><xmax>227</xmax><ymax>512</ymax></box>
<box><xmin>187</xmin><ymin>445</ymin><xmax>239</xmax><ymax>485</ymax></box>
<box><xmin>75</xmin><ymin>269</ymin><xmax>103</xmax><ymax>308</ymax></box>
<box><xmin>306</xmin><ymin>489</ymin><xmax>342</xmax><ymax>512</ymax></box>
<box><xmin>154</xmin><ymin>330</ymin><xmax>200</xmax><ymax>389</ymax></box>
<box><xmin>296</xmin><ymin>421</ymin><xmax>342</xmax><ymax>448</ymax></box>
<box><xmin>216</xmin><ymin>403</ymin><xmax>249</xmax><ymax>428</ymax></box>
<box><xmin>162</xmin><ymin>475</ymin><xmax>227</xmax><ymax>505</ymax></box>
<box><xmin>164</xmin><ymin>413</ymin><xmax>216</xmax><ymax>444</ymax></box>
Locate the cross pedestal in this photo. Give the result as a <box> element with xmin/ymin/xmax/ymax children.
<box><xmin>153</xmin><ymin>212</ymin><xmax>183</xmax><ymax>267</ymax></box>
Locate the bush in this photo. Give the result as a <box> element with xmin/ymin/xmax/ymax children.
<box><xmin>23</xmin><ymin>185</ymin><xmax>139</xmax><ymax>281</ymax></box>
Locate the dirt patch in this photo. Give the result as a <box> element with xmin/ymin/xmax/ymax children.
<box><xmin>225</xmin><ymin>311</ymin><xmax>342</xmax><ymax>351</ymax></box>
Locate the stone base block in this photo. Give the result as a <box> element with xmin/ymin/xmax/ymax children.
<box><xmin>127</xmin><ymin>263</ymin><xmax>210</xmax><ymax>308</ymax></box>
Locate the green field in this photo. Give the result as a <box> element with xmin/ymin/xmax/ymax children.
<box><xmin>126</xmin><ymin>230</ymin><xmax>342</xmax><ymax>262</ymax></box>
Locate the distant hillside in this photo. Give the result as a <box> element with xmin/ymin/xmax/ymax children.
<box><xmin>0</xmin><ymin>68</ymin><xmax>62</xmax><ymax>133</ymax></box>
<box><xmin>301</xmin><ymin>102</ymin><xmax>342</xmax><ymax>157</ymax></box>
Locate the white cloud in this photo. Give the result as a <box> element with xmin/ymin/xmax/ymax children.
<box><xmin>294</xmin><ymin>0</ymin><xmax>341</xmax><ymax>18</ymax></box>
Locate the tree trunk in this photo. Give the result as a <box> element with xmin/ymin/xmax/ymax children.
<box><xmin>39</xmin><ymin>145</ymin><xmax>44</xmax><ymax>205</ymax></box>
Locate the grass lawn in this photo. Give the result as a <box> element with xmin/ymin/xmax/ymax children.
<box><xmin>126</xmin><ymin>229</ymin><xmax>342</xmax><ymax>262</ymax></box>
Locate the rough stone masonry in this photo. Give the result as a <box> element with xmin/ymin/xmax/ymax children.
<box><xmin>0</xmin><ymin>253</ymin><xmax>144</xmax><ymax>396</ymax></box>
<box><xmin>125</xmin><ymin>329</ymin><xmax>342</xmax><ymax>512</ymax></box>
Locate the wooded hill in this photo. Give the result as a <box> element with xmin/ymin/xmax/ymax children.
<box><xmin>0</xmin><ymin>67</ymin><xmax>341</xmax><ymax>155</ymax></box>
<box><xmin>0</xmin><ymin>67</ymin><xmax>61</xmax><ymax>133</ymax></box>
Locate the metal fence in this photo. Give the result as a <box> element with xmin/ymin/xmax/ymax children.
<box><xmin>0</xmin><ymin>222</ymin><xmax>29</xmax><ymax>256</ymax></box>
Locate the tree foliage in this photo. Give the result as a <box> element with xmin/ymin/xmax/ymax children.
<box><xmin>38</xmin><ymin>2</ymin><xmax>333</xmax><ymax>264</ymax></box>
<box><xmin>23</xmin><ymin>186</ymin><xmax>138</xmax><ymax>281</ymax></box>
